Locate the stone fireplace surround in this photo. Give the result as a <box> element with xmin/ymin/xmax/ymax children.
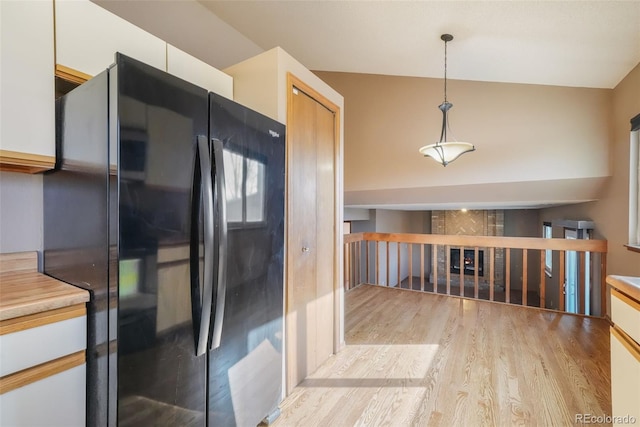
<box><xmin>431</xmin><ymin>210</ymin><xmax>505</xmax><ymax>289</ymax></box>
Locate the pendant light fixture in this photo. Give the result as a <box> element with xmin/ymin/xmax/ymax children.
<box><xmin>419</xmin><ymin>34</ymin><xmax>475</xmax><ymax>166</ymax></box>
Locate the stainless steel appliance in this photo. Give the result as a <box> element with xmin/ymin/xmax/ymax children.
<box><xmin>44</xmin><ymin>53</ymin><xmax>285</xmax><ymax>427</ymax></box>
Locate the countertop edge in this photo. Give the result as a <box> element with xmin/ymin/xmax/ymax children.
<box><xmin>0</xmin><ymin>271</ymin><xmax>90</xmax><ymax>322</ymax></box>
<box><xmin>606</xmin><ymin>275</ymin><xmax>640</xmax><ymax>302</ymax></box>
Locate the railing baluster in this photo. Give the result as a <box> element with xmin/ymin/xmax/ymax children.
<box><xmin>446</xmin><ymin>245</ymin><xmax>451</xmax><ymax>295</ymax></box>
<box><xmin>344</xmin><ymin>242</ymin><xmax>348</xmax><ymax>291</ymax></box>
<box><xmin>474</xmin><ymin>247</ymin><xmax>479</xmax><ymax>299</ymax></box>
<box><xmin>559</xmin><ymin>250</ymin><xmax>566</xmax><ymax>312</ymax></box>
<box><xmin>579</xmin><ymin>251</ymin><xmax>586</xmax><ymax>315</ymax></box>
<box><xmin>490</xmin><ymin>247</ymin><xmax>495</xmax><ymax>302</ymax></box>
<box><xmin>522</xmin><ymin>249</ymin><xmax>528</xmax><ymax>306</ymax></box>
<box><xmin>357</xmin><ymin>240</ymin><xmax>362</xmax><ymax>287</ymax></box>
<box><xmin>600</xmin><ymin>252</ymin><xmax>607</xmax><ymax>317</ymax></box>
<box><xmin>408</xmin><ymin>243</ymin><xmax>413</xmax><ymax>290</ymax></box>
<box><xmin>420</xmin><ymin>244</ymin><xmax>425</xmax><ymax>292</ymax></box>
<box><xmin>540</xmin><ymin>249</ymin><xmax>546</xmax><ymax>308</ymax></box>
<box><xmin>459</xmin><ymin>247</ymin><xmax>464</xmax><ymax>297</ymax></box>
<box><xmin>375</xmin><ymin>241</ymin><xmax>380</xmax><ymax>285</ymax></box>
<box><xmin>386</xmin><ymin>242</ymin><xmax>390</xmax><ymax>287</ymax></box>
<box><xmin>397</xmin><ymin>242</ymin><xmax>401</xmax><ymax>288</ymax></box>
<box><xmin>432</xmin><ymin>244</ymin><xmax>438</xmax><ymax>293</ymax></box>
<box><xmin>505</xmin><ymin>248</ymin><xmax>511</xmax><ymax>303</ymax></box>
<box><xmin>364</xmin><ymin>240</ymin><xmax>371</xmax><ymax>284</ymax></box>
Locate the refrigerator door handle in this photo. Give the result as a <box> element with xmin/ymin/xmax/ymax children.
<box><xmin>194</xmin><ymin>135</ymin><xmax>215</xmax><ymax>357</ymax></box>
<box><xmin>210</xmin><ymin>137</ymin><xmax>228</xmax><ymax>350</ymax></box>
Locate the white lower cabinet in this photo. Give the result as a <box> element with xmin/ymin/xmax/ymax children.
<box><xmin>610</xmin><ymin>327</ymin><xmax>640</xmax><ymax>426</ymax></box>
<box><xmin>0</xmin><ymin>305</ymin><xmax>87</xmax><ymax>427</ymax></box>
<box><xmin>0</xmin><ymin>364</ymin><xmax>86</xmax><ymax>427</ymax></box>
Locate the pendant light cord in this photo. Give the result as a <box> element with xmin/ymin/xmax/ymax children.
<box><xmin>444</xmin><ymin>38</ymin><xmax>448</xmax><ymax>103</ymax></box>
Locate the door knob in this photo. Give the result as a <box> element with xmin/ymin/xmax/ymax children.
<box><xmin>301</xmin><ymin>247</ymin><xmax>310</xmax><ymax>253</ymax></box>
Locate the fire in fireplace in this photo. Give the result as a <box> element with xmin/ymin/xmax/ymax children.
<box><xmin>450</xmin><ymin>248</ymin><xmax>484</xmax><ymax>276</ymax></box>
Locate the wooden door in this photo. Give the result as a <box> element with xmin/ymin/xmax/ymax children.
<box><xmin>286</xmin><ymin>77</ymin><xmax>338</xmax><ymax>393</ymax></box>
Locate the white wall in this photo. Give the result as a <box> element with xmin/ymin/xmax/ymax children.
<box><xmin>0</xmin><ymin>172</ymin><xmax>43</xmax><ymax>253</ymax></box>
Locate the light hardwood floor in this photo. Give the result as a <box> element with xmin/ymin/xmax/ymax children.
<box><xmin>274</xmin><ymin>285</ymin><xmax>611</xmax><ymax>426</ymax></box>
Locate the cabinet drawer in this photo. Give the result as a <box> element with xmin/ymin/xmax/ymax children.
<box><xmin>0</xmin><ymin>305</ymin><xmax>86</xmax><ymax>377</ymax></box>
<box><xmin>611</xmin><ymin>288</ymin><xmax>640</xmax><ymax>345</ymax></box>
<box><xmin>0</xmin><ymin>362</ymin><xmax>85</xmax><ymax>426</ymax></box>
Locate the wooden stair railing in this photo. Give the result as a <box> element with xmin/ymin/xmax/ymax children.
<box><xmin>343</xmin><ymin>232</ymin><xmax>608</xmax><ymax>317</ymax></box>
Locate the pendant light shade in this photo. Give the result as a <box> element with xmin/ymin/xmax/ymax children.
<box><xmin>419</xmin><ymin>34</ymin><xmax>475</xmax><ymax>166</ymax></box>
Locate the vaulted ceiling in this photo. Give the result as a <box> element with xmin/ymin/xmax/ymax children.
<box><xmin>200</xmin><ymin>0</ymin><xmax>640</xmax><ymax>89</ymax></box>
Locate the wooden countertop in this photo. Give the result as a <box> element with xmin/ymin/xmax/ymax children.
<box><xmin>607</xmin><ymin>274</ymin><xmax>640</xmax><ymax>302</ymax></box>
<box><xmin>0</xmin><ymin>252</ymin><xmax>89</xmax><ymax>321</ymax></box>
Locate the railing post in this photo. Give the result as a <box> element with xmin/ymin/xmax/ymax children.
<box><xmin>539</xmin><ymin>249</ymin><xmax>546</xmax><ymax>308</ymax></box>
<box><xmin>505</xmin><ymin>248</ymin><xmax>511</xmax><ymax>303</ymax></box>
<box><xmin>445</xmin><ymin>245</ymin><xmax>451</xmax><ymax>295</ymax></box>
<box><xmin>432</xmin><ymin>244</ymin><xmax>438</xmax><ymax>293</ymax></box>
<box><xmin>600</xmin><ymin>252</ymin><xmax>607</xmax><ymax>317</ymax></box>
<box><xmin>420</xmin><ymin>244</ymin><xmax>425</xmax><ymax>292</ymax></box>
<box><xmin>397</xmin><ymin>242</ymin><xmax>401</xmax><ymax>288</ymax></box>
<box><xmin>559</xmin><ymin>251</ymin><xmax>566</xmax><ymax>312</ymax></box>
<box><xmin>474</xmin><ymin>247</ymin><xmax>479</xmax><ymax>299</ymax></box>
<box><xmin>579</xmin><ymin>251</ymin><xmax>586</xmax><ymax>315</ymax></box>
<box><xmin>522</xmin><ymin>249</ymin><xmax>528</xmax><ymax>306</ymax></box>
<box><xmin>408</xmin><ymin>243</ymin><xmax>413</xmax><ymax>290</ymax></box>
<box><xmin>365</xmin><ymin>240</ymin><xmax>370</xmax><ymax>284</ymax></box>
<box><xmin>375</xmin><ymin>241</ymin><xmax>379</xmax><ymax>285</ymax></box>
<box><xmin>459</xmin><ymin>247</ymin><xmax>464</xmax><ymax>296</ymax></box>
<box><xmin>490</xmin><ymin>247</ymin><xmax>495</xmax><ymax>302</ymax></box>
<box><xmin>386</xmin><ymin>242</ymin><xmax>390</xmax><ymax>287</ymax></box>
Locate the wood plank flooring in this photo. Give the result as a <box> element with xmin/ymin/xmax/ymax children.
<box><xmin>274</xmin><ymin>285</ymin><xmax>611</xmax><ymax>426</ymax></box>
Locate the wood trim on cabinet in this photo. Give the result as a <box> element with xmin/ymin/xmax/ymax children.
<box><xmin>55</xmin><ymin>64</ymin><xmax>91</xmax><ymax>85</ymax></box>
<box><xmin>0</xmin><ymin>350</ymin><xmax>85</xmax><ymax>395</ymax></box>
<box><xmin>611</xmin><ymin>325</ymin><xmax>640</xmax><ymax>363</ymax></box>
<box><xmin>0</xmin><ymin>304</ymin><xmax>86</xmax><ymax>336</ymax></box>
<box><xmin>0</xmin><ymin>149</ymin><xmax>55</xmax><ymax>174</ymax></box>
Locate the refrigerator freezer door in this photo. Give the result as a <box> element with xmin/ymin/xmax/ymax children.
<box><xmin>114</xmin><ymin>54</ymin><xmax>209</xmax><ymax>426</ymax></box>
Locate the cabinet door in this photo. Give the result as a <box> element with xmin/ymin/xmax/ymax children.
<box><xmin>0</xmin><ymin>0</ymin><xmax>55</xmax><ymax>171</ymax></box>
<box><xmin>55</xmin><ymin>0</ymin><xmax>165</xmax><ymax>77</ymax></box>
<box><xmin>610</xmin><ymin>328</ymin><xmax>640</xmax><ymax>425</ymax></box>
<box><xmin>166</xmin><ymin>45</ymin><xmax>233</xmax><ymax>98</ymax></box>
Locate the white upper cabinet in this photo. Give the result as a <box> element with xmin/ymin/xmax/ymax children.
<box><xmin>0</xmin><ymin>0</ymin><xmax>55</xmax><ymax>172</ymax></box>
<box><xmin>167</xmin><ymin>45</ymin><xmax>233</xmax><ymax>98</ymax></box>
<box><xmin>55</xmin><ymin>0</ymin><xmax>166</xmax><ymax>77</ymax></box>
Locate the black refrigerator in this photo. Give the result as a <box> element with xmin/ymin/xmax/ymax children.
<box><xmin>44</xmin><ymin>53</ymin><xmax>285</xmax><ymax>427</ymax></box>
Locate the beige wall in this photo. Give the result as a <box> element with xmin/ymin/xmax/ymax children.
<box><xmin>314</xmin><ymin>71</ymin><xmax>612</xmax><ymax>206</ymax></box>
<box><xmin>541</xmin><ymin>63</ymin><xmax>640</xmax><ymax>278</ymax></box>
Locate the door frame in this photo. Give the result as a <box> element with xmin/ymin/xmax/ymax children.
<box><xmin>285</xmin><ymin>72</ymin><xmax>342</xmax><ymax>393</ymax></box>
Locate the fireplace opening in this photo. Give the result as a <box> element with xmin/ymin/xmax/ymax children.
<box><xmin>450</xmin><ymin>248</ymin><xmax>484</xmax><ymax>276</ymax></box>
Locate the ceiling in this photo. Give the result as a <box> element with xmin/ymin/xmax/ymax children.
<box><xmin>201</xmin><ymin>0</ymin><xmax>640</xmax><ymax>89</ymax></box>
<box><xmin>97</xmin><ymin>0</ymin><xmax>639</xmax><ymax>212</ymax></box>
